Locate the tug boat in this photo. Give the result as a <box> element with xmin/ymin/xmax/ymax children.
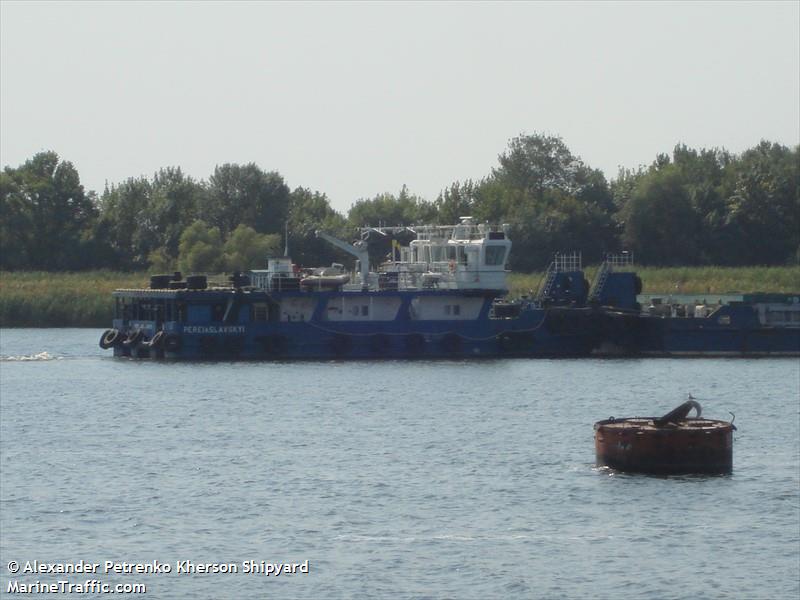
<box><xmin>100</xmin><ymin>218</ymin><xmax>612</xmax><ymax>360</ymax></box>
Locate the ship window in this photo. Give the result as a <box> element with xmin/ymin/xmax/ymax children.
<box><xmin>766</xmin><ymin>311</ymin><xmax>789</xmax><ymax>324</ymax></box>
<box><xmin>212</xmin><ymin>303</ymin><xmax>225</xmax><ymax>322</ymax></box>
<box><xmin>446</xmin><ymin>246</ymin><xmax>456</xmax><ymax>261</ymax></box>
<box><xmin>361</xmin><ymin>305</ymin><xmax>369</xmax><ymax>316</ymax></box>
<box><xmin>485</xmin><ymin>245</ymin><xmax>506</xmax><ymax>266</ymax></box>
<box><xmin>253</xmin><ymin>303</ymin><xmax>268</xmax><ymax>322</ymax></box>
<box><xmin>445</xmin><ymin>304</ymin><xmax>461</xmax><ymax>316</ymax></box>
<box><xmin>177</xmin><ymin>302</ymin><xmax>187</xmax><ymax>323</ymax></box>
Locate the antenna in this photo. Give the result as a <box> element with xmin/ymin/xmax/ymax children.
<box><xmin>284</xmin><ymin>222</ymin><xmax>289</xmax><ymax>257</ymax></box>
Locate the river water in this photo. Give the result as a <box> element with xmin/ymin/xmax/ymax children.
<box><xmin>1</xmin><ymin>329</ymin><xmax>798</xmax><ymax>599</ymax></box>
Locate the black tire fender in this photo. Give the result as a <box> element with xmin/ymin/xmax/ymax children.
<box><xmin>149</xmin><ymin>330</ymin><xmax>166</xmax><ymax>348</ymax></box>
<box><xmin>123</xmin><ymin>329</ymin><xmax>144</xmax><ymax>347</ymax></box>
<box><xmin>99</xmin><ymin>329</ymin><xmax>121</xmax><ymax>349</ymax></box>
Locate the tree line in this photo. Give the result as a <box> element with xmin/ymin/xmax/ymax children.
<box><xmin>1</xmin><ymin>134</ymin><xmax>797</xmax><ymax>273</ymax></box>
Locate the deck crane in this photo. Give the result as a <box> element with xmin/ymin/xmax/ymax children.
<box><xmin>315</xmin><ymin>230</ymin><xmax>371</xmax><ymax>290</ymax></box>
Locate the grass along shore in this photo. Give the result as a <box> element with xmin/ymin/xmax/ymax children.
<box><xmin>507</xmin><ymin>265</ymin><xmax>800</xmax><ymax>299</ymax></box>
<box><xmin>1</xmin><ymin>267</ymin><xmax>799</xmax><ymax>328</ymax></box>
<box><xmin>0</xmin><ymin>271</ymin><xmax>148</xmax><ymax>328</ymax></box>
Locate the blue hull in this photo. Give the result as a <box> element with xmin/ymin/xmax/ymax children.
<box><xmin>109</xmin><ymin>289</ymin><xmax>603</xmax><ymax>360</ymax></box>
<box><xmin>597</xmin><ymin>305</ymin><xmax>800</xmax><ymax>357</ymax></box>
<box><xmin>104</xmin><ymin>268</ymin><xmax>800</xmax><ymax>360</ymax></box>
<box><xmin>641</xmin><ymin>319</ymin><xmax>800</xmax><ymax>356</ymax></box>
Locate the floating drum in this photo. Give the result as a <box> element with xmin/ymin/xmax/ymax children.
<box><xmin>594</xmin><ymin>400</ymin><xmax>735</xmax><ymax>475</ymax></box>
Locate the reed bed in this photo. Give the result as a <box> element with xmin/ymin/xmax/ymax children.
<box><xmin>505</xmin><ymin>266</ymin><xmax>799</xmax><ymax>299</ymax></box>
<box><xmin>0</xmin><ymin>271</ymin><xmax>147</xmax><ymax>327</ymax></box>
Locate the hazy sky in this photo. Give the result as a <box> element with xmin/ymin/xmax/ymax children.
<box><xmin>2</xmin><ymin>1</ymin><xmax>798</xmax><ymax>213</ymax></box>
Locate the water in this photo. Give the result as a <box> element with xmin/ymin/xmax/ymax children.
<box><xmin>1</xmin><ymin>329</ymin><xmax>798</xmax><ymax>599</ymax></box>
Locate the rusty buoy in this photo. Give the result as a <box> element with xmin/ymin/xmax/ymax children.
<box><xmin>594</xmin><ymin>400</ymin><xmax>735</xmax><ymax>475</ymax></box>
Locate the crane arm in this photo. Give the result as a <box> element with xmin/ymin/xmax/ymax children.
<box><xmin>315</xmin><ymin>230</ymin><xmax>370</xmax><ymax>289</ymax></box>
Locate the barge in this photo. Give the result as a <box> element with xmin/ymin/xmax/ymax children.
<box><xmin>593</xmin><ymin>257</ymin><xmax>800</xmax><ymax>357</ymax></box>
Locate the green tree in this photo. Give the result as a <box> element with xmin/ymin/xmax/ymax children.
<box><xmin>146</xmin><ymin>167</ymin><xmax>204</xmax><ymax>259</ymax></box>
<box><xmin>669</xmin><ymin>144</ymin><xmax>734</xmax><ymax>264</ymax></box>
<box><xmin>468</xmin><ymin>133</ymin><xmax>618</xmax><ymax>269</ymax></box>
<box><xmin>0</xmin><ymin>170</ymin><xmax>32</xmax><ymax>269</ymax></box>
<box><xmin>347</xmin><ymin>185</ymin><xmax>436</xmax><ymax>228</ymax></box>
<box><xmin>721</xmin><ymin>142</ymin><xmax>799</xmax><ymax>264</ymax></box>
<box><xmin>0</xmin><ymin>151</ymin><xmax>97</xmax><ymax>270</ymax></box>
<box><xmin>286</xmin><ymin>187</ymin><xmax>348</xmax><ymax>267</ymax></box>
<box><xmin>493</xmin><ymin>133</ymin><xmax>584</xmax><ymax>200</ymax></box>
<box><xmin>202</xmin><ymin>163</ymin><xmax>290</xmax><ymax>237</ymax></box>
<box><xmin>178</xmin><ymin>220</ymin><xmax>224</xmax><ymax>272</ymax></box>
<box><xmin>347</xmin><ymin>186</ymin><xmax>437</xmax><ymax>266</ymax></box>
<box><xmin>434</xmin><ymin>180</ymin><xmax>476</xmax><ymax>224</ymax></box>
<box><xmin>621</xmin><ymin>165</ymin><xmax>699</xmax><ymax>265</ymax></box>
<box><xmin>96</xmin><ymin>177</ymin><xmax>153</xmax><ymax>269</ymax></box>
<box><xmin>222</xmin><ymin>225</ymin><xmax>281</xmax><ymax>271</ymax></box>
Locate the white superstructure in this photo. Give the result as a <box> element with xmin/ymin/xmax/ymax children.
<box><xmin>358</xmin><ymin>217</ymin><xmax>512</xmax><ymax>292</ymax></box>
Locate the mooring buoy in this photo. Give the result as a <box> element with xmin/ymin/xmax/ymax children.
<box><xmin>594</xmin><ymin>400</ymin><xmax>735</xmax><ymax>475</ymax></box>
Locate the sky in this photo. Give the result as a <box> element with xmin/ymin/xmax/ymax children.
<box><xmin>1</xmin><ymin>1</ymin><xmax>798</xmax><ymax>213</ymax></box>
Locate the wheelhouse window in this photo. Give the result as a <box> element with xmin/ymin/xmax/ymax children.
<box><xmin>444</xmin><ymin>304</ymin><xmax>461</xmax><ymax>316</ymax></box>
<box><xmin>484</xmin><ymin>245</ymin><xmax>506</xmax><ymax>266</ymax></box>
